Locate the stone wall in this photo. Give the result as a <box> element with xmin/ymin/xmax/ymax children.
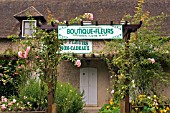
<box><xmin>0</xmin><ymin>39</ymin><xmax>18</xmax><ymax>54</ymax></box>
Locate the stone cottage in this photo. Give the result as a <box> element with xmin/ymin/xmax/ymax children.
<box><xmin>0</xmin><ymin>0</ymin><xmax>170</xmax><ymax>108</ymax></box>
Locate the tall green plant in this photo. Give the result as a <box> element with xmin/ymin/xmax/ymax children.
<box><xmin>18</xmin><ymin>78</ymin><xmax>48</xmax><ymax>110</ymax></box>
<box><xmin>55</xmin><ymin>82</ymin><xmax>84</xmax><ymax>113</ymax></box>
<box><xmin>103</xmin><ymin>0</ymin><xmax>170</xmax><ymax>101</ymax></box>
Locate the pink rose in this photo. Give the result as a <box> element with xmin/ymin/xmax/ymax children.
<box><xmin>0</xmin><ymin>73</ymin><xmax>3</xmax><ymax>77</ymax></box>
<box><xmin>8</xmin><ymin>102</ymin><xmax>12</xmax><ymax>106</ymax></box>
<box><xmin>75</xmin><ymin>60</ymin><xmax>81</xmax><ymax>67</ymax></box>
<box><xmin>26</xmin><ymin>46</ymin><xmax>31</xmax><ymax>52</ymax></box>
<box><xmin>18</xmin><ymin>51</ymin><xmax>24</xmax><ymax>58</ymax></box>
<box><xmin>20</xmin><ymin>107</ymin><xmax>25</xmax><ymax>111</ymax></box>
<box><xmin>148</xmin><ymin>58</ymin><xmax>155</xmax><ymax>64</ymax></box>
<box><xmin>2</xmin><ymin>98</ymin><xmax>7</xmax><ymax>102</ymax></box>
<box><xmin>88</xmin><ymin>13</ymin><xmax>93</xmax><ymax>20</ymax></box>
<box><xmin>24</xmin><ymin>47</ymin><xmax>30</xmax><ymax>58</ymax></box>
<box><xmin>18</xmin><ymin>65</ymin><xmax>22</xmax><ymax>69</ymax></box>
<box><xmin>35</xmin><ymin>56</ymin><xmax>40</xmax><ymax>59</ymax></box>
<box><xmin>84</xmin><ymin>13</ymin><xmax>93</xmax><ymax>20</ymax></box>
<box><xmin>24</xmin><ymin>51</ymin><xmax>28</xmax><ymax>58</ymax></box>
<box><xmin>18</xmin><ymin>47</ymin><xmax>30</xmax><ymax>58</ymax></box>
<box><xmin>1</xmin><ymin>104</ymin><xmax>6</xmax><ymax>110</ymax></box>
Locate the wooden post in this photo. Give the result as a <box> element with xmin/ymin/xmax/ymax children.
<box><xmin>120</xmin><ymin>21</ymin><xmax>142</xmax><ymax>113</ymax></box>
<box><xmin>47</xmin><ymin>69</ymin><xmax>56</xmax><ymax>113</ymax></box>
<box><xmin>48</xmin><ymin>81</ymin><xmax>53</xmax><ymax>113</ymax></box>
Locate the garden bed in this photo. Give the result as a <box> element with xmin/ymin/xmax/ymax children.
<box><xmin>1</xmin><ymin>112</ymin><xmax>45</xmax><ymax>113</ymax></box>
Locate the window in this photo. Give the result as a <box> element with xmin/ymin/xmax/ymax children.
<box><xmin>22</xmin><ymin>20</ymin><xmax>36</xmax><ymax>37</ymax></box>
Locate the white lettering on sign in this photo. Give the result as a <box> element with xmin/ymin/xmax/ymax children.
<box><xmin>58</xmin><ymin>25</ymin><xmax>123</xmax><ymax>39</ymax></box>
<box><xmin>60</xmin><ymin>40</ymin><xmax>92</xmax><ymax>54</ymax></box>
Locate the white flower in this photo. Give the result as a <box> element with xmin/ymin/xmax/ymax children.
<box><xmin>111</xmin><ymin>90</ymin><xmax>114</xmax><ymax>94</ymax></box>
<box><xmin>147</xmin><ymin>96</ymin><xmax>151</xmax><ymax>99</ymax></box>
<box><xmin>12</xmin><ymin>99</ymin><xmax>16</xmax><ymax>103</ymax></box>
<box><xmin>132</xmin><ymin>80</ymin><xmax>135</xmax><ymax>83</ymax></box>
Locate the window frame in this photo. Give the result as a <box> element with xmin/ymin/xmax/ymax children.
<box><xmin>22</xmin><ymin>20</ymin><xmax>36</xmax><ymax>37</ymax></box>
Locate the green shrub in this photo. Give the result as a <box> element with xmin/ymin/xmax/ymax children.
<box><xmin>17</xmin><ymin>79</ymin><xmax>84</xmax><ymax>112</ymax></box>
<box><xmin>55</xmin><ymin>82</ymin><xmax>84</xmax><ymax>113</ymax></box>
<box><xmin>0</xmin><ymin>60</ymin><xmax>21</xmax><ymax>97</ymax></box>
<box><xmin>18</xmin><ymin>78</ymin><xmax>48</xmax><ymax>110</ymax></box>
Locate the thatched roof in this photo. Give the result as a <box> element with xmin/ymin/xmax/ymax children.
<box><xmin>0</xmin><ymin>0</ymin><xmax>170</xmax><ymax>37</ymax></box>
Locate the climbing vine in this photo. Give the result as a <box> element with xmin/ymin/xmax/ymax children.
<box><xmin>103</xmin><ymin>0</ymin><xmax>170</xmax><ymax>101</ymax></box>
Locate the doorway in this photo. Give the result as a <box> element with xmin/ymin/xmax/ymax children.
<box><xmin>80</xmin><ymin>68</ymin><xmax>97</xmax><ymax>106</ymax></box>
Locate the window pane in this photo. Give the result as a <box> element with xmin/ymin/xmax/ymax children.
<box><xmin>22</xmin><ymin>20</ymin><xmax>36</xmax><ymax>37</ymax></box>
<box><xmin>24</xmin><ymin>29</ymin><xmax>33</xmax><ymax>36</ymax></box>
<box><xmin>24</xmin><ymin>22</ymin><xmax>30</xmax><ymax>28</ymax></box>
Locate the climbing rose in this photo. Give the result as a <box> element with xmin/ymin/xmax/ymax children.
<box><xmin>88</xmin><ymin>13</ymin><xmax>93</xmax><ymax>20</ymax></box>
<box><xmin>18</xmin><ymin>46</ymin><xmax>30</xmax><ymax>58</ymax></box>
<box><xmin>1</xmin><ymin>104</ymin><xmax>6</xmax><ymax>111</ymax></box>
<box><xmin>84</xmin><ymin>13</ymin><xmax>93</xmax><ymax>20</ymax></box>
<box><xmin>1</xmin><ymin>97</ymin><xmax>7</xmax><ymax>102</ymax></box>
<box><xmin>24</xmin><ymin>46</ymin><xmax>31</xmax><ymax>58</ymax></box>
<box><xmin>8</xmin><ymin>102</ymin><xmax>12</xmax><ymax>106</ymax></box>
<box><xmin>18</xmin><ymin>51</ymin><xmax>24</xmax><ymax>58</ymax></box>
<box><xmin>35</xmin><ymin>56</ymin><xmax>40</xmax><ymax>59</ymax></box>
<box><xmin>75</xmin><ymin>60</ymin><xmax>81</xmax><ymax>67</ymax></box>
<box><xmin>18</xmin><ymin>65</ymin><xmax>22</xmax><ymax>69</ymax></box>
<box><xmin>148</xmin><ymin>58</ymin><xmax>155</xmax><ymax>64</ymax></box>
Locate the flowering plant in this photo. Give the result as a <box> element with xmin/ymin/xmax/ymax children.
<box><xmin>131</xmin><ymin>94</ymin><xmax>170</xmax><ymax>113</ymax></box>
<box><xmin>7</xmin><ymin>13</ymin><xmax>93</xmax><ymax>112</ymax></box>
<box><xmin>0</xmin><ymin>96</ymin><xmax>33</xmax><ymax>111</ymax></box>
<box><xmin>99</xmin><ymin>98</ymin><xmax>120</xmax><ymax>113</ymax></box>
<box><xmin>103</xmin><ymin>0</ymin><xmax>170</xmax><ymax>102</ymax></box>
<box><xmin>0</xmin><ymin>60</ymin><xmax>21</xmax><ymax>97</ymax></box>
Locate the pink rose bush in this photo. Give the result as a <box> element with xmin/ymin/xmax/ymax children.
<box><xmin>0</xmin><ymin>96</ymin><xmax>32</xmax><ymax>111</ymax></box>
<box><xmin>1</xmin><ymin>104</ymin><xmax>6</xmax><ymax>111</ymax></box>
<box><xmin>75</xmin><ymin>59</ymin><xmax>81</xmax><ymax>67</ymax></box>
